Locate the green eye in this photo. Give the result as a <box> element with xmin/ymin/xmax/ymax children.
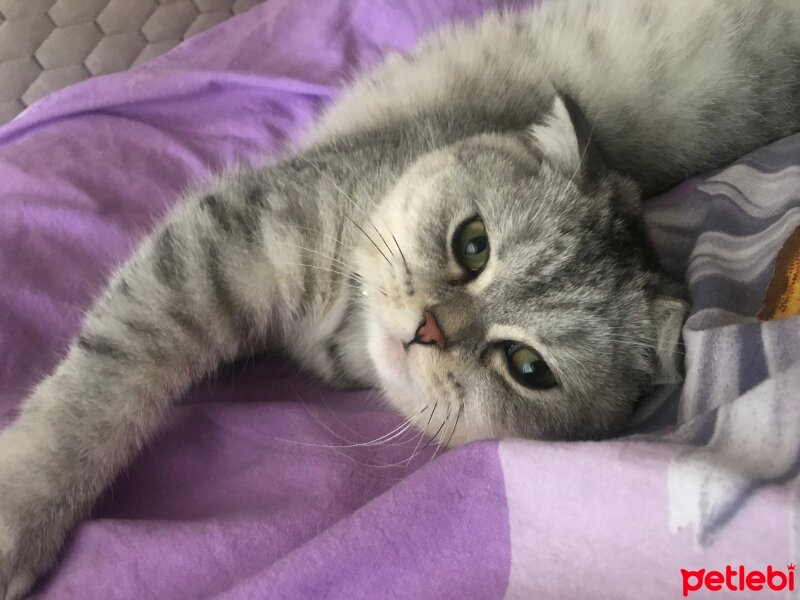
<box><xmin>453</xmin><ymin>217</ymin><xmax>489</xmax><ymax>274</ymax></box>
<box><xmin>504</xmin><ymin>342</ymin><xmax>558</xmax><ymax>389</ymax></box>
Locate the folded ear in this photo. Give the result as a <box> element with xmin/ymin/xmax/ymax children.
<box><xmin>651</xmin><ymin>297</ymin><xmax>688</xmax><ymax>385</ymax></box>
<box><xmin>529</xmin><ymin>92</ymin><xmax>606</xmax><ymax>185</ymax></box>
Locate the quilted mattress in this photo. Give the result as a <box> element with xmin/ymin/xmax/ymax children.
<box><xmin>0</xmin><ymin>0</ymin><xmax>263</xmax><ymax>124</ymax></box>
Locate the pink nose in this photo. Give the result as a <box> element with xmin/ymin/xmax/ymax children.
<box><xmin>415</xmin><ymin>311</ymin><xmax>446</xmax><ymax>350</ymax></box>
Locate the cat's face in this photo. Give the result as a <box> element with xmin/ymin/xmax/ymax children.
<box><xmin>355</xmin><ymin>97</ymin><xmax>686</xmax><ymax>444</ymax></box>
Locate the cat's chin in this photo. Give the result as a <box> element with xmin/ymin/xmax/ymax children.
<box><xmin>368</xmin><ymin>332</ymin><xmax>476</xmax><ymax>448</ymax></box>
<box><xmin>366</xmin><ymin>316</ymin><xmax>497</xmax><ymax>447</ymax></box>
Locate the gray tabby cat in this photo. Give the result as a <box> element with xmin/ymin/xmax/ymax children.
<box><xmin>2</xmin><ymin>0</ymin><xmax>800</xmax><ymax>596</ymax></box>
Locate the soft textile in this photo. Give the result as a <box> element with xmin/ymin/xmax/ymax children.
<box><xmin>0</xmin><ymin>0</ymin><xmax>797</xmax><ymax>598</ymax></box>
<box><xmin>0</xmin><ymin>0</ymin><xmax>264</xmax><ymax>125</ymax></box>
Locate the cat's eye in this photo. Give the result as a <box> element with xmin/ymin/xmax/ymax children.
<box><xmin>453</xmin><ymin>217</ymin><xmax>489</xmax><ymax>275</ymax></box>
<box><xmin>503</xmin><ymin>342</ymin><xmax>558</xmax><ymax>389</ymax></box>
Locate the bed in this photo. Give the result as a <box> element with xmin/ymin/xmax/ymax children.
<box><xmin>0</xmin><ymin>0</ymin><xmax>798</xmax><ymax>597</ymax></box>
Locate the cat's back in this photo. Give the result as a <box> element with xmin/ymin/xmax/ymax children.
<box><xmin>310</xmin><ymin>0</ymin><xmax>800</xmax><ymax>192</ymax></box>
<box><xmin>537</xmin><ymin>0</ymin><xmax>800</xmax><ymax>190</ymax></box>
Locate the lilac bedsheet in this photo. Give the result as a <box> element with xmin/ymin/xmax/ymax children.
<box><xmin>0</xmin><ymin>1</ymin><xmax>797</xmax><ymax>598</ymax></box>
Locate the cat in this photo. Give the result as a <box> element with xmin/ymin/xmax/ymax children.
<box><xmin>2</xmin><ymin>0</ymin><xmax>800</xmax><ymax>596</ymax></box>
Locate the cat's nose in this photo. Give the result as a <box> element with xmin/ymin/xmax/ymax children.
<box><xmin>413</xmin><ymin>311</ymin><xmax>446</xmax><ymax>350</ymax></box>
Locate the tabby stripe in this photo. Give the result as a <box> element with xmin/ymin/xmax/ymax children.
<box><xmin>154</xmin><ymin>226</ymin><xmax>186</xmax><ymax>286</ymax></box>
<box><xmin>121</xmin><ymin>319</ymin><xmax>167</xmax><ymax>361</ymax></box>
<box><xmin>166</xmin><ymin>306</ymin><xmax>208</xmax><ymax>342</ymax></box>
<box><xmin>201</xmin><ymin>195</ymin><xmax>232</xmax><ymax>234</ymax></box>
<box><xmin>77</xmin><ymin>334</ymin><xmax>130</xmax><ymax>360</ymax></box>
<box><xmin>234</xmin><ymin>206</ymin><xmax>262</xmax><ymax>244</ymax></box>
<box><xmin>205</xmin><ymin>242</ymin><xmax>249</xmax><ymax>332</ymax></box>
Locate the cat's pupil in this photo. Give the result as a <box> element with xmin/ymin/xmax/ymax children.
<box><xmin>506</xmin><ymin>343</ymin><xmax>558</xmax><ymax>389</ymax></box>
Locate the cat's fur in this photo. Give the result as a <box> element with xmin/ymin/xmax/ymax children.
<box><xmin>1</xmin><ymin>0</ymin><xmax>799</xmax><ymax>596</ymax></box>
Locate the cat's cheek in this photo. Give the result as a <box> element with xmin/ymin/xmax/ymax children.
<box><xmin>381</xmin><ymin>335</ymin><xmax>407</xmax><ymax>370</ymax></box>
<box><xmin>366</xmin><ymin>323</ymin><xmax>409</xmax><ymax>385</ymax></box>
<box><xmin>373</xmin><ymin>336</ymin><xmax>408</xmax><ymax>385</ymax></box>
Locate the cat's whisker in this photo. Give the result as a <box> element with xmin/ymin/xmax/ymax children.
<box><xmin>273</xmin><ymin>438</ymin><xmax>407</xmax><ymax>484</ymax></box>
<box><xmin>368</xmin><ymin>218</ymin><xmax>396</xmax><ymax>259</ymax></box>
<box><xmin>427</xmin><ymin>405</ymin><xmax>455</xmax><ymax>465</ymax></box>
<box><xmin>348</xmin><ymin>407</ymin><xmax>428</xmax><ymax>447</ymax></box>
<box><xmin>370</xmin><ymin>214</ymin><xmax>410</xmax><ymax>296</ymax></box>
<box><xmin>279</xmin><ymin>437</ymin><xmax>403</xmax><ymax>476</ymax></box>
<box><xmin>403</xmin><ymin>400</ymin><xmax>438</xmax><ymax>467</ymax></box>
<box><xmin>390</xmin><ymin>232</ymin><xmax>410</xmax><ymax>274</ymax></box>
<box><xmin>441</xmin><ymin>402</ymin><xmax>463</xmax><ymax>451</ymax></box>
<box><xmin>292</xmin><ymin>391</ymin><xmax>417</xmax><ymax>457</ymax></box>
<box><xmin>318</xmin><ymin>392</ymin><xmax>372</xmax><ymax>441</ymax></box>
<box><xmin>280</xmin><ymin>262</ymin><xmax>364</xmax><ymax>289</ymax></box>
<box><xmin>283</xmin><ymin>387</ymin><xmax>428</xmax><ymax>451</ymax></box>
<box><xmin>283</xmin><ymin>224</ymin><xmax>356</xmax><ymax>252</ymax></box>
<box><xmin>409</xmin><ymin>433</ymin><xmax>431</xmax><ymax>461</ymax></box>
<box><xmin>366</xmin><ymin>421</ymin><xmax>424</xmax><ymax>448</ymax></box>
<box><xmin>279</xmin><ymin>260</ymin><xmax>358</xmax><ymax>279</ymax></box>
<box><xmin>354</xmin><ymin>442</ymin><xmax>449</xmax><ymax>469</ymax></box>
<box><xmin>294</xmin><ymin>428</ymin><xmax>425</xmax><ymax>469</ymax></box>
<box><xmin>565</xmin><ymin>119</ymin><xmax>596</xmax><ymax>189</ymax></box>
<box><xmin>421</xmin><ymin>403</ymin><xmax>451</xmax><ymax>454</ymax></box>
<box><xmin>296</xmin><ymin>154</ymin><xmax>363</xmax><ymax>216</ymax></box>
<box><xmin>293</xmin><ymin>389</ymin><xmax>362</xmax><ymax>446</ymax></box>
<box><xmin>283</xmin><ymin>241</ymin><xmax>355</xmax><ymax>272</ymax></box>
<box><xmin>278</xmin><ymin>418</ymin><xmax>419</xmax><ymax>450</ymax></box>
<box><xmin>347</xmin><ymin>216</ymin><xmax>392</xmax><ymax>266</ymax></box>
<box><xmin>293</xmin><ymin>159</ymin><xmax>399</xmax><ymax>295</ymax></box>
<box><xmin>605</xmin><ymin>337</ymin><xmax>678</xmax><ymax>347</ymax></box>
<box><xmin>604</xmin><ymin>336</ymin><xmax>688</xmax><ymax>356</ymax></box>
<box><xmin>368</xmin><ymin>433</ymin><xmax>430</xmax><ymax>449</ymax></box>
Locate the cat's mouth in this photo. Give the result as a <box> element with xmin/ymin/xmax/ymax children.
<box><xmin>376</xmin><ymin>315</ymin><xmax>438</xmax><ymax>378</ymax></box>
<box><xmin>370</xmin><ymin>318</ymin><xmax>437</xmax><ymax>392</ymax></box>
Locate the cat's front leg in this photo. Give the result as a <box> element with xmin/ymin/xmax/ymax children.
<box><xmin>0</xmin><ymin>169</ymin><xmax>320</xmax><ymax>599</ymax></box>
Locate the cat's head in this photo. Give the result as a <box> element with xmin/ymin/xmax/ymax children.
<box><xmin>355</xmin><ymin>94</ymin><xmax>686</xmax><ymax>444</ymax></box>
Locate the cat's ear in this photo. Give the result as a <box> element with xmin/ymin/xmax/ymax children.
<box><xmin>651</xmin><ymin>297</ymin><xmax>688</xmax><ymax>385</ymax></box>
<box><xmin>529</xmin><ymin>92</ymin><xmax>606</xmax><ymax>185</ymax></box>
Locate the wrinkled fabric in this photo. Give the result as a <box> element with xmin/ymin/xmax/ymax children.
<box><xmin>0</xmin><ymin>1</ymin><xmax>797</xmax><ymax>598</ymax></box>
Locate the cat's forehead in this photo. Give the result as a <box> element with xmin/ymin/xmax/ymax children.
<box><xmin>480</xmin><ymin>260</ymin><xmax>635</xmax><ymax>348</ymax></box>
<box><xmin>403</xmin><ymin>142</ymin><xmax>625</xmax><ymax>289</ymax></box>
<box><xmin>434</xmin><ymin>136</ymin><xmax>605</xmax><ymax>225</ymax></box>
<box><xmin>481</xmin><ymin>198</ymin><xmax>647</xmax><ymax>329</ymax></box>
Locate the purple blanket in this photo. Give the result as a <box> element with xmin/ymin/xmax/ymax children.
<box><xmin>1</xmin><ymin>1</ymin><xmax>798</xmax><ymax>598</ymax></box>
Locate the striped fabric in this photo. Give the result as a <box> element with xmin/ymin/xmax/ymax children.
<box><xmin>650</xmin><ymin>134</ymin><xmax>800</xmax><ymax>553</ymax></box>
